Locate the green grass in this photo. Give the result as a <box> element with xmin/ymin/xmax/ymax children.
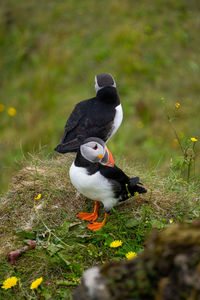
<box><xmin>0</xmin><ymin>0</ymin><xmax>200</xmax><ymax>191</ymax></box>
<box><xmin>0</xmin><ymin>154</ymin><xmax>199</xmax><ymax>299</ymax></box>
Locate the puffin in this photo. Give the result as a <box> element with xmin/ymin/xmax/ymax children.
<box><xmin>69</xmin><ymin>137</ymin><xmax>147</xmax><ymax>231</ymax></box>
<box><xmin>55</xmin><ymin>73</ymin><xmax>123</xmax><ymax>166</ymax></box>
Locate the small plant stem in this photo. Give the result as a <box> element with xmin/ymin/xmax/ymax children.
<box><xmin>163</xmin><ymin>101</ymin><xmax>184</xmax><ymax>155</ymax></box>
<box><xmin>40</xmin><ymin>219</ymin><xmax>70</xmax><ymax>248</ymax></box>
<box><xmin>32</xmin><ymin>290</ymin><xmax>37</xmax><ymax>299</ymax></box>
<box><xmin>187</xmin><ymin>159</ymin><xmax>191</xmax><ymax>182</ymax></box>
<box><xmin>47</xmin><ymin>231</ymin><xmax>52</xmax><ymax>244</ymax></box>
<box><xmin>40</xmin><ymin>219</ymin><xmax>87</xmax><ymax>249</ymax></box>
<box><xmin>169</xmin><ymin>120</ymin><xmax>184</xmax><ymax>155</ymax></box>
<box><xmin>148</xmin><ymin>188</ymin><xmax>153</xmax><ymax>202</ymax></box>
<box><xmin>18</xmin><ymin>279</ymin><xmax>31</xmax><ymax>300</ymax></box>
<box><xmin>193</xmin><ymin>143</ymin><xmax>196</xmax><ymax>176</ymax></box>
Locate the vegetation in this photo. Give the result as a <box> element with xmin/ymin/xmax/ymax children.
<box><xmin>0</xmin><ymin>154</ymin><xmax>199</xmax><ymax>299</ymax></box>
<box><xmin>0</xmin><ymin>0</ymin><xmax>200</xmax><ymax>299</ymax></box>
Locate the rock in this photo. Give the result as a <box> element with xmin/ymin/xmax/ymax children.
<box><xmin>73</xmin><ymin>223</ymin><xmax>200</xmax><ymax>300</ymax></box>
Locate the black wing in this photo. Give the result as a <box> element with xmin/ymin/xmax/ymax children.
<box><xmin>63</xmin><ymin>102</ymin><xmax>85</xmax><ymax>138</ymax></box>
<box><xmin>55</xmin><ymin>98</ymin><xmax>116</xmax><ymax>153</ymax></box>
<box><xmin>99</xmin><ymin>165</ymin><xmax>129</xmax><ymax>185</ymax></box>
<box><xmin>100</xmin><ymin>164</ymin><xmax>147</xmax><ymax>201</ymax></box>
<box><xmin>54</xmin><ymin>100</ymin><xmax>91</xmax><ymax>153</ymax></box>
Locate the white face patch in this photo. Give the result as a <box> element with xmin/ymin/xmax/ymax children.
<box><xmin>80</xmin><ymin>141</ymin><xmax>105</xmax><ymax>163</ymax></box>
<box><xmin>95</xmin><ymin>76</ymin><xmax>101</xmax><ymax>93</ymax></box>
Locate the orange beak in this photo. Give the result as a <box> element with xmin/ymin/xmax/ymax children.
<box><xmin>98</xmin><ymin>154</ymin><xmax>103</xmax><ymax>159</ymax></box>
<box><xmin>105</xmin><ymin>147</ymin><xmax>114</xmax><ymax>167</ymax></box>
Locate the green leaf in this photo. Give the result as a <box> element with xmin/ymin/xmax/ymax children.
<box><xmin>15</xmin><ymin>230</ymin><xmax>36</xmax><ymax>239</ymax></box>
<box><xmin>41</xmin><ymin>289</ymin><xmax>52</xmax><ymax>300</ymax></box>
<box><xmin>57</xmin><ymin>253</ymin><xmax>71</xmax><ymax>266</ymax></box>
<box><xmin>104</xmin><ymin>236</ymin><xmax>114</xmax><ymax>246</ymax></box>
<box><xmin>58</xmin><ymin>220</ymin><xmax>80</xmax><ymax>235</ymax></box>
<box><xmin>125</xmin><ymin>219</ymin><xmax>140</xmax><ymax>228</ymax></box>
<box><xmin>56</xmin><ymin>280</ymin><xmax>79</xmax><ymax>286</ymax></box>
<box><xmin>47</xmin><ymin>243</ymin><xmax>64</xmax><ymax>256</ymax></box>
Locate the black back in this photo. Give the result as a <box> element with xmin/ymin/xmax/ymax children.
<box><xmin>55</xmin><ymin>87</ymin><xmax>120</xmax><ymax>153</ymax></box>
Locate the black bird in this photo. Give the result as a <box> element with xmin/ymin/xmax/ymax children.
<box><xmin>69</xmin><ymin>138</ymin><xmax>147</xmax><ymax>231</ymax></box>
<box><xmin>55</xmin><ymin>73</ymin><xmax>123</xmax><ymax>166</ymax></box>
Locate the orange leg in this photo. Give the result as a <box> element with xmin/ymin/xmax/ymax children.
<box><xmin>77</xmin><ymin>201</ymin><xmax>99</xmax><ymax>222</ymax></box>
<box><xmin>104</xmin><ymin>147</ymin><xmax>114</xmax><ymax>167</ymax></box>
<box><xmin>87</xmin><ymin>212</ymin><xmax>109</xmax><ymax>231</ymax></box>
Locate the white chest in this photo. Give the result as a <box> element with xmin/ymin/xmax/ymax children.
<box><xmin>69</xmin><ymin>163</ymin><xmax>118</xmax><ymax>210</ymax></box>
<box><xmin>108</xmin><ymin>104</ymin><xmax>123</xmax><ymax>140</ymax></box>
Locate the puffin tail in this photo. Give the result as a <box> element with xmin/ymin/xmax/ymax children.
<box><xmin>128</xmin><ymin>177</ymin><xmax>147</xmax><ymax>195</ymax></box>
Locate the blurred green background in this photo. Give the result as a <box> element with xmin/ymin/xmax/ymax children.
<box><xmin>0</xmin><ymin>0</ymin><xmax>200</xmax><ymax>192</ymax></box>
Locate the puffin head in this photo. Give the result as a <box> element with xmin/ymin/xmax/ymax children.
<box><xmin>95</xmin><ymin>73</ymin><xmax>116</xmax><ymax>93</ymax></box>
<box><xmin>80</xmin><ymin>137</ymin><xmax>105</xmax><ymax>163</ymax></box>
<box><xmin>80</xmin><ymin>137</ymin><xmax>114</xmax><ymax>166</ymax></box>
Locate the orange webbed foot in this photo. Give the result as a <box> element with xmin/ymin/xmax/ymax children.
<box><xmin>87</xmin><ymin>213</ymin><xmax>109</xmax><ymax>231</ymax></box>
<box><xmin>77</xmin><ymin>201</ymin><xmax>99</xmax><ymax>222</ymax></box>
<box><xmin>87</xmin><ymin>222</ymin><xmax>105</xmax><ymax>231</ymax></box>
<box><xmin>77</xmin><ymin>212</ymin><xmax>98</xmax><ymax>222</ymax></box>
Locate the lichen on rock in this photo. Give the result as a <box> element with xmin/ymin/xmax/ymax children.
<box><xmin>73</xmin><ymin>222</ymin><xmax>200</xmax><ymax>300</ymax></box>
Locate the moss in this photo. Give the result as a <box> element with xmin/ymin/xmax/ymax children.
<box><xmin>97</xmin><ymin>223</ymin><xmax>200</xmax><ymax>300</ymax></box>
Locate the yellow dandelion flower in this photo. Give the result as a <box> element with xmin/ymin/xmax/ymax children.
<box><xmin>169</xmin><ymin>219</ymin><xmax>173</xmax><ymax>224</ymax></box>
<box><xmin>1</xmin><ymin>277</ymin><xmax>18</xmax><ymax>290</ymax></box>
<box><xmin>125</xmin><ymin>251</ymin><xmax>137</xmax><ymax>260</ymax></box>
<box><xmin>0</xmin><ymin>104</ymin><xmax>5</xmax><ymax>112</ymax></box>
<box><xmin>110</xmin><ymin>240</ymin><xmax>122</xmax><ymax>248</ymax></box>
<box><xmin>30</xmin><ymin>277</ymin><xmax>43</xmax><ymax>290</ymax></box>
<box><xmin>191</xmin><ymin>137</ymin><xmax>198</xmax><ymax>142</ymax></box>
<box><xmin>175</xmin><ymin>102</ymin><xmax>180</xmax><ymax>108</ymax></box>
<box><xmin>35</xmin><ymin>194</ymin><xmax>41</xmax><ymax>200</ymax></box>
<box><xmin>8</xmin><ymin>107</ymin><xmax>17</xmax><ymax>116</ymax></box>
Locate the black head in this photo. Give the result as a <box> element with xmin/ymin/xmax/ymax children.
<box><xmin>95</xmin><ymin>73</ymin><xmax>116</xmax><ymax>93</ymax></box>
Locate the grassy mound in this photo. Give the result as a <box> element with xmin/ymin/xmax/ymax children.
<box><xmin>0</xmin><ymin>154</ymin><xmax>199</xmax><ymax>299</ymax></box>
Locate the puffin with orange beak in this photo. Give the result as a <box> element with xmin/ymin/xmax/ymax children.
<box><xmin>70</xmin><ymin>138</ymin><xmax>147</xmax><ymax>231</ymax></box>
<box><xmin>55</xmin><ymin>73</ymin><xmax>122</xmax><ymax>167</ymax></box>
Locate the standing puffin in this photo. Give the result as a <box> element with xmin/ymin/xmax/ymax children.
<box><xmin>55</xmin><ymin>73</ymin><xmax>123</xmax><ymax>166</ymax></box>
<box><xmin>69</xmin><ymin>137</ymin><xmax>147</xmax><ymax>231</ymax></box>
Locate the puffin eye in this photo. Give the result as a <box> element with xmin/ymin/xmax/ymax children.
<box><xmin>93</xmin><ymin>144</ymin><xmax>98</xmax><ymax>150</ymax></box>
